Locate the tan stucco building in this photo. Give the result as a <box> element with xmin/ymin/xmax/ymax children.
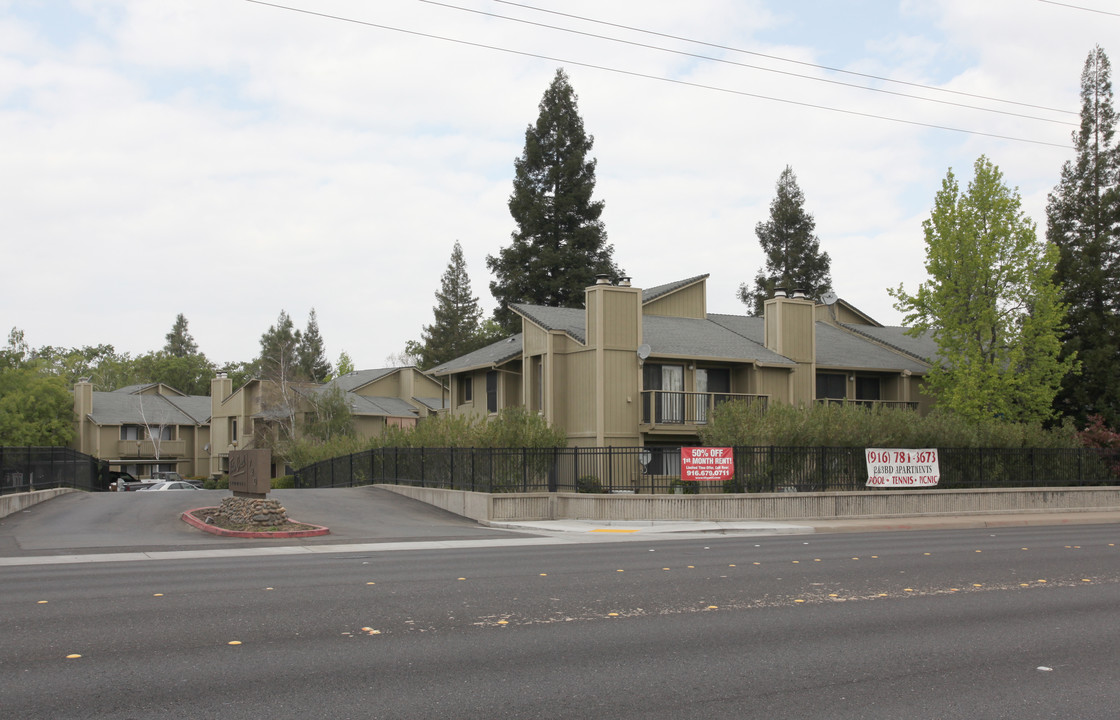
<box><xmin>72</xmin><ymin>382</ymin><xmax>212</xmax><ymax>478</ymax></box>
<box><xmin>208</xmin><ymin>366</ymin><xmax>446</xmax><ymax>478</ymax></box>
<box><xmin>431</xmin><ymin>275</ymin><xmax>936</xmax><ymax>456</ymax></box>
<box><xmin>73</xmin><ymin>366</ymin><xmax>446</xmax><ymax>479</ymax></box>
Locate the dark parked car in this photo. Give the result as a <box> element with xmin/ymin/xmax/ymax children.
<box><xmin>109</xmin><ymin>471</ymin><xmax>140</xmax><ymax>492</ymax></box>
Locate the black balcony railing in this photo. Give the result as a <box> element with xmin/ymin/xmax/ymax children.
<box><xmin>641</xmin><ymin>391</ymin><xmax>768</xmax><ymax>425</ymax></box>
<box><xmin>816</xmin><ymin>398</ymin><xmax>920</xmax><ymax>411</ymax></box>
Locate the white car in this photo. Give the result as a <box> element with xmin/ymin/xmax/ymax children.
<box><xmin>139</xmin><ymin>481</ymin><xmax>200</xmax><ymax>491</ymax></box>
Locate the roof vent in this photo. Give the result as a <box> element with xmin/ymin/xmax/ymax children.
<box><xmin>791</xmin><ymin>289</ymin><xmax>808</xmax><ymax>299</ymax></box>
<box><xmin>618</xmin><ymin>276</ymin><xmax>632</xmax><ymax>287</ymax></box>
<box><xmin>595</xmin><ymin>274</ymin><xmax>612</xmax><ymax>285</ymax></box>
<box><xmin>772</xmin><ymin>287</ymin><xmax>788</xmax><ymax>298</ymax></box>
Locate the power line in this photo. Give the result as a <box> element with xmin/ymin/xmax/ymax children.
<box><xmin>243</xmin><ymin>0</ymin><xmax>1071</xmax><ymax>149</ymax></box>
<box><xmin>419</xmin><ymin>0</ymin><xmax>1074</xmax><ymax>127</ymax></box>
<box><xmin>494</xmin><ymin>0</ymin><xmax>1080</xmax><ymax>117</ymax></box>
<box><xmin>1037</xmin><ymin>0</ymin><xmax>1120</xmax><ymax>17</ymax></box>
<box><xmin>421</xmin><ymin>0</ymin><xmax>1075</xmax><ymax>127</ymax></box>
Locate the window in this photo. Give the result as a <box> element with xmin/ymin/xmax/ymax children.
<box><xmin>644</xmin><ymin>364</ymin><xmax>684</xmax><ymax>423</ymax></box>
<box><xmin>696</xmin><ymin>368</ymin><xmax>731</xmax><ymax>424</ymax></box>
<box><xmin>856</xmin><ymin>376</ymin><xmax>881</xmax><ymax>401</ymax></box>
<box><xmin>486</xmin><ymin>371</ymin><xmax>498</xmax><ymax>413</ymax></box>
<box><xmin>532</xmin><ymin>356</ymin><xmax>544</xmax><ymax>413</ymax></box>
<box><xmin>816</xmin><ymin>373</ymin><xmax>846</xmax><ymax>400</ymax></box>
<box><xmin>458</xmin><ymin>375</ymin><xmax>473</xmax><ymax>404</ymax></box>
<box><xmin>230</xmin><ymin>418</ymin><xmax>238</xmax><ymax>443</ymax></box>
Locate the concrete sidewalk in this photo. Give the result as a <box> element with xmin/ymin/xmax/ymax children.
<box><xmin>486</xmin><ymin>510</ymin><xmax>1120</xmax><ymax>536</ymax></box>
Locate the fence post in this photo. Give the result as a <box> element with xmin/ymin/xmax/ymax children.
<box><xmin>769</xmin><ymin>446</ymin><xmax>775</xmax><ymax>492</ymax></box>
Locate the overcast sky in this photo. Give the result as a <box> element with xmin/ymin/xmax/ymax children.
<box><xmin>2</xmin><ymin>0</ymin><xmax>1113</xmax><ymax>373</ymax></box>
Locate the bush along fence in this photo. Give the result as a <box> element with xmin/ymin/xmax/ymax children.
<box><xmin>0</xmin><ymin>447</ymin><xmax>109</xmax><ymax>495</ymax></box>
<box><xmin>294</xmin><ymin>445</ymin><xmax>1120</xmax><ymax>494</ymax></box>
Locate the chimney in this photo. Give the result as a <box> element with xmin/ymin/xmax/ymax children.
<box><xmin>595</xmin><ymin>274</ymin><xmax>612</xmax><ymax>285</ymax></box>
<box><xmin>618</xmin><ymin>276</ymin><xmax>632</xmax><ymax>287</ymax></box>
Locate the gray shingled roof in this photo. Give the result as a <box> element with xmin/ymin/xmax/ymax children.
<box><xmin>326</xmin><ymin>367</ymin><xmax>398</xmax><ymax>393</ymax></box>
<box><xmin>87</xmin><ymin>392</ymin><xmax>207</xmax><ymax>426</ymax></box>
<box><xmin>511</xmin><ymin>305</ymin><xmax>586</xmax><ymax>342</ymax></box>
<box><xmin>644</xmin><ymin>314</ymin><xmax>795</xmax><ymax>365</ymax></box>
<box><xmin>163</xmin><ymin>395</ymin><xmax>211</xmax><ymax>423</ymax></box>
<box><xmin>710</xmin><ymin>314</ymin><xmax>931</xmax><ymax>372</ymax></box>
<box><xmin>815</xmin><ymin>323</ymin><xmax>930</xmax><ymax>372</ymax></box>
<box><xmin>642</xmin><ymin>274</ymin><xmax>709</xmax><ymax>304</ymax></box>
<box><xmin>299</xmin><ymin>385</ymin><xmax>419</xmax><ymax>418</ymax></box>
<box><xmin>429</xmin><ymin>333</ymin><xmax>524</xmax><ymax>376</ymax></box>
<box><xmin>413</xmin><ymin>397</ymin><xmax>447</xmax><ymax>411</ymax></box>
<box><xmin>347</xmin><ymin>395</ymin><xmax>420</xmax><ymax>417</ymax></box>
<box><xmin>840</xmin><ymin>324</ymin><xmax>941</xmax><ymax>364</ymax></box>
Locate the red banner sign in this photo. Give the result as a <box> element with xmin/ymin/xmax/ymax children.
<box><xmin>681</xmin><ymin>447</ymin><xmax>734</xmax><ymax>481</ymax></box>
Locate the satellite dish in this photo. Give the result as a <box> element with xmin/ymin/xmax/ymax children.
<box><xmin>636</xmin><ymin>344</ymin><xmax>651</xmax><ymax>360</ymax></box>
<box><xmin>821</xmin><ymin>291</ymin><xmax>839</xmax><ymax>306</ymax></box>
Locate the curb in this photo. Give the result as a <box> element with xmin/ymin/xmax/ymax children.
<box><xmin>181</xmin><ymin>507</ymin><xmax>331</xmax><ymax>538</ymax></box>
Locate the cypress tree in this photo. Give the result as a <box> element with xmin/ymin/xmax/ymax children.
<box><xmin>738</xmin><ymin>166</ymin><xmax>833</xmax><ymax>315</ymax></box>
<box><xmin>488</xmin><ymin>68</ymin><xmax>621</xmax><ymax>334</ymax></box>
<box><xmin>1046</xmin><ymin>45</ymin><xmax>1120</xmax><ymax>427</ymax></box>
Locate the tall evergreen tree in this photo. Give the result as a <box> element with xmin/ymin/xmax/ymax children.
<box><xmin>298</xmin><ymin>308</ymin><xmax>332</xmax><ymax>383</ymax></box>
<box><xmin>163</xmin><ymin>313</ymin><xmax>199</xmax><ymax>357</ymax></box>
<box><xmin>257</xmin><ymin>310</ymin><xmax>302</xmax><ymax>381</ymax></box>
<box><xmin>1046</xmin><ymin>45</ymin><xmax>1120</xmax><ymax>428</ymax></box>
<box><xmin>488</xmin><ymin>68</ymin><xmax>621</xmax><ymax>334</ymax></box>
<box><xmin>891</xmin><ymin>156</ymin><xmax>1074</xmax><ymax>424</ymax></box>
<box><xmin>739</xmin><ymin>166</ymin><xmax>833</xmax><ymax>315</ymax></box>
<box><xmin>413</xmin><ymin>241</ymin><xmax>491</xmax><ymax>368</ymax></box>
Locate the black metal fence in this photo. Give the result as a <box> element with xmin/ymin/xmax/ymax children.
<box><xmin>295</xmin><ymin>445</ymin><xmax>1120</xmax><ymax>494</ymax></box>
<box><xmin>0</xmin><ymin>447</ymin><xmax>109</xmax><ymax>495</ymax></box>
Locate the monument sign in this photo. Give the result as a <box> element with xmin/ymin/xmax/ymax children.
<box><xmin>229</xmin><ymin>449</ymin><xmax>272</xmax><ymax>498</ymax></box>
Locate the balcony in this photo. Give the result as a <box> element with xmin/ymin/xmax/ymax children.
<box><xmin>640</xmin><ymin>391</ymin><xmax>768</xmax><ymax>431</ymax></box>
<box><xmin>815</xmin><ymin>398</ymin><xmax>919</xmax><ymax>411</ymax></box>
<box><xmin>116</xmin><ymin>439</ymin><xmax>187</xmax><ymax>458</ymax></box>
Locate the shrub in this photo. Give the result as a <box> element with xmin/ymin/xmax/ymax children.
<box><xmin>576</xmin><ymin>475</ymin><xmax>602</xmax><ymax>493</ymax></box>
<box><xmin>699</xmin><ymin>401</ymin><xmax>1082</xmax><ymax>450</ymax></box>
<box><xmin>271</xmin><ymin>475</ymin><xmax>296</xmax><ymax>489</ymax></box>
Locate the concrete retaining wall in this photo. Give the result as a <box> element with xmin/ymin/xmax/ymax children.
<box><xmin>0</xmin><ymin>488</ymin><xmax>78</xmax><ymax>519</ymax></box>
<box><xmin>379</xmin><ymin>485</ymin><xmax>1120</xmax><ymax>523</ymax></box>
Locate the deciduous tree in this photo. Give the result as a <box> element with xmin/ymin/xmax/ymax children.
<box><xmin>488</xmin><ymin>68</ymin><xmax>621</xmax><ymax>333</ymax></box>
<box><xmin>891</xmin><ymin>156</ymin><xmax>1075</xmax><ymax>423</ymax></box>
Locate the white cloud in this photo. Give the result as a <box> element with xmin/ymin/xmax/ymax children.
<box><xmin>0</xmin><ymin>0</ymin><xmax>1105</xmax><ymax>373</ymax></box>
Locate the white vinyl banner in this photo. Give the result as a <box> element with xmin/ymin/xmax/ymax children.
<box><xmin>865</xmin><ymin>449</ymin><xmax>940</xmax><ymax>487</ymax></box>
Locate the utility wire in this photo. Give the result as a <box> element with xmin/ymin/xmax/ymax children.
<box><xmin>420</xmin><ymin>0</ymin><xmax>1073</xmax><ymax>126</ymax></box>
<box><xmin>1037</xmin><ymin>0</ymin><xmax>1120</xmax><ymax>17</ymax></box>
<box><xmin>243</xmin><ymin>0</ymin><xmax>1071</xmax><ymax>149</ymax></box>
<box><xmin>495</xmin><ymin>0</ymin><xmax>1079</xmax><ymax>117</ymax></box>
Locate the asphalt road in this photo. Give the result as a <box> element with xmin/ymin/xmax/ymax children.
<box><xmin>4</xmin><ymin>523</ymin><xmax>1119</xmax><ymax>719</ymax></box>
<box><xmin>0</xmin><ymin>487</ymin><xmax>526</xmax><ymax>554</ymax></box>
